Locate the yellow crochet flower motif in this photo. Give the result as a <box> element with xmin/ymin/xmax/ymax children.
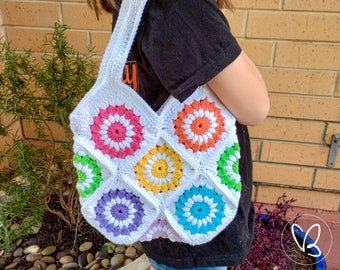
<box><xmin>135</xmin><ymin>144</ymin><xmax>183</xmax><ymax>194</ymax></box>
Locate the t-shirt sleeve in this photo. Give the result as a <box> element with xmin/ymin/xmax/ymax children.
<box><xmin>141</xmin><ymin>0</ymin><xmax>242</xmax><ymax>102</ymax></box>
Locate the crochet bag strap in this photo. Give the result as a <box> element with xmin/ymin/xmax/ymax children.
<box><xmin>70</xmin><ymin>0</ymin><xmax>168</xmax><ymax>245</ymax></box>
<box><xmin>98</xmin><ymin>0</ymin><xmax>148</xmax><ymax>84</ymax></box>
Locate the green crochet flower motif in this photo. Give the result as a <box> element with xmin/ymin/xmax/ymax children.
<box><xmin>73</xmin><ymin>153</ymin><xmax>103</xmax><ymax>198</ymax></box>
<box><xmin>217</xmin><ymin>143</ymin><xmax>241</xmax><ymax>192</ymax></box>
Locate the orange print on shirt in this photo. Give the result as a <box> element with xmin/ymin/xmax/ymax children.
<box><xmin>122</xmin><ymin>61</ymin><xmax>138</xmax><ymax>91</ymax></box>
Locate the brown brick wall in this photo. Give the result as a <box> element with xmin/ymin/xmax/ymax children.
<box><xmin>1</xmin><ymin>0</ymin><xmax>339</xmax><ymax>211</ymax></box>
<box><xmin>226</xmin><ymin>0</ymin><xmax>340</xmax><ymax>211</ymax></box>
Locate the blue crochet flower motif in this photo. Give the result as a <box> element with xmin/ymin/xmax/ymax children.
<box><xmin>94</xmin><ymin>189</ymin><xmax>145</xmax><ymax>236</ymax></box>
<box><xmin>175</xmin><ymin>185</ymin><xmax>226</xmax><ymax>234</ymax></box>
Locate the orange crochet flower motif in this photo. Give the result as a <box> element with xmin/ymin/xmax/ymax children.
<box><xmin>173</xmin><ymin>98</ymin><xmax>225</xmax><ymax>152</ymax></box>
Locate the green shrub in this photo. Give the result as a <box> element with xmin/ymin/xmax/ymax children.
<box><xmin>0</xmin><ymin>139</ymin><xmax>46</xmax><ymax>250</ymax></box>
<box><xmin>0</xmin><ymin>22</ymin><xmax>97</xmax><ymax>250</ymax></box>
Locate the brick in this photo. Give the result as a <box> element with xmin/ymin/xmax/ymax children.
<box><xmin>250</xmin><ymin>139</ymin><xmax>261</xmax><ymax>161</ymax></box>
<box><xmin>234</xmin><ymin>0</ymin><xmax>281</xmax><ymax>10</ymax></box>
<box><xmin>0</xmin><ymin>26</ymin><xmax>5</xmax><ymax>41</ymax></box>
<box><xmin>0</xmin><ymin>113</ymin><xmax>17</xmax><ymax>129</ymax></box>
<box><xmin>336</xmin><ymin>76</ymin><xmax>340</xmax><ymax>97</ymax></box>
<box><xmin>261</xmin><ymin>141</ymin><xmax>339</xmax><ymax>168</ymax></box>
<box><xmin>251</xmin><ymin>184</ymin><xmax>257</xmax><ymax>201</ymax></box>
<box><xmin>62</xmin><ymin>3</ymin><xmax>112</xmax><ymax>30</ymax></box>
<box><xmin>325</xmin><ymin>123</ymin><xmax>340</xmax><ymax>145</ymax></box>
<box><xmin>0</xmin><ymin>120</ymin><xmax>22</xmax><ymax>151</ymax></box>
<box><xmin>26</xmin><ymin>80</ymin><xmax>45</xmax><ymax>98</ymax></box>
<box><xmin>256</xmin><ymin>186</ymin><xmax>340</xmax><ymax>211</ymax></box>
<box><xmin>0</xmin><ymin>156</ymin><xmax>9</xmax><ymax>172</ymax></box>
<box><xmin>314</xmin><ymin>169</ymin><xmax>340</xmax><ymax>191</ymax></box>
<box><xmin>90</xmin><ymin>31</ymin><xmax>111</xmax><ymax>55</ymax></box>
<box><xmin>0</xmin><ymin>1</ymin><xmax>59</xmax><ymax>27</ymax></box>
<box><xmin>9</xmin><ymin>28</ymin><xmax>91</xmax><ymax>55</ymax></box>
<box><xmin>274</xmin><ymin>42</ymin><xmax>340</xmax><ymax>70</ymax></box>
<box><xmin>64</xmin><ymin>30</ymin><xmax>90</xmax><ymax>55</ymax></box>
<box><xmin>238</xmin><ymin>40</ymin><xmax>274</xmax><ymax>66</ymax></box>
<box><xmin>247</xmin><ymin>12</ymin><xmax>340</xmax><ymax>42</ymax></box>
<box><xmin>0</xmin><ymin>120</ymin><xmax>22</xmax><ymax>170</ymax></box>
<box><xmin>22</xmin><ymin>120</ymin><xmax>67</xmax><ymax>142</ymax></box>
<box><xmin>269</xmin><ymin>94</ymin><xmax>340</xmax><ymax>122</ymax></box>
<box><xmin>248</xmin><ymin>117</ymin><xmax>325</xmax><ymax>144</ymax></box>
<box><xmin>260</xmin><ymin>68</ymin><xmax>336</xmax><ymax>96</ymax></box>
<box><xmin>253</xmin><ymin>163</ymin><xmax>314</xmax><ymax>187</ymax></box>
<box><xmin>284</xmin><ymin>0</ymin><xmax>340</xmax><ymax>12</ymax></box>
<box><xmin>5</xmin><ymin>28</ymin><xmax>52</xmax><ymax>51</ymax></box>
<box><xmin>223</xmin><ymin>10</ymin><xmax>247</xmax><ymax>37</ymax></box>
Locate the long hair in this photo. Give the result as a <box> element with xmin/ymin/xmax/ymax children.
<box><xmin>88</xmin><ymin>0</ymin><xmax>234</xmax><ymax>18</ymax></box>
<box><xmin>217</xmin><ymin>0</ymin><xmax>234</xmax><ymax>10</ymax></box>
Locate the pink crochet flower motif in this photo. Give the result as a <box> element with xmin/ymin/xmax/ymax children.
<box><xmin>90</xmin><ymin>104</ymin><xmax>144</xmax><ymax>159</ymax></box>
<box><xmin>140</xmin><ymin>219</ymin><xmax>181</xmax><ymax>242</ymax></box>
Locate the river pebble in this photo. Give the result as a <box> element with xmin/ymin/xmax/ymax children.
<box><xmin>4</xmin><ymin>262</ymin><xmax>17</xmax><ymax>269</ymax></box>
<box><xmin>62</xmin><ymin>262</ymin><xmax>79</xmax><ymax>269</ymax></box>
<box><xmin>125</xmin><ymin>246</ymin><xmax>137</xmax><ymax>258</ymax></box>
<box><xmin>79</xmin><ymin>241</ymin><xmax>93</xmax><ymax>252</ymax></box>
<box><xmin>56</xmin><ymin>250</ymin><xmax>67</xmax><ymax>259</ymax></box>
<box><xmin>87</xmin><ymin>252</ymin><xmax>95</xmax><ymax>262</ymax></box>
<box><xmin>41</xmin><ymin>255</ymin><xmax>56</xmax><ymax>264</ymax></box>
<box><xmin>13</xmin><ymin>247</ymin><xmax>24</xmax><ymax>257</ymax></box>
<box><xmin>42</xmin><ymin>245</ymin><xmax>57</xmax><ymax>256</ymax></box>
<box><xmin>59</xmin><ymin>255</ymin><xmax>74</xmax><ymax>264</ymax></box>
<box><xmin>34</xmin><ymin>259</ymin><xmax>47</xmax><ymax>269</ymax></box>
<box><xmin>1</xmin><ymin>240</ymin><xmax>145</xmax><ymax>270</ymax></box>
<box><xmin>101</xmin><ymin>258</ymin><xmax>110</xmax><ymax>268</ymax></box>
<box><xmin>27</xmin><ymin>237</ymin><xmax>38</xmax><ymax>246</ymax></box>
<box><xmin>46</xmin><ymin>264</ymin><xmax>57</xmax><ymax>270</ymax></box>
<box><xmin>26</xmin><ymin>253</ymin><xmax>42</xmax><ymax>262</ymax></box>
<box><xmin>96</xmin><ymin>251</ymin><xmax>108</xmax><ymax>260</ymax></box>
<box><xmin>13</xmin><ymin>257</ymin><xmax>22</xmax><ymax>264</ymax></box>
<box><xmin>89</xmin><ymin>262</ymin><xmax>100</xmax><ymax>270</ymax></box>
<box><xmin>85</xmin><ymin>260</ymin><xmax>98</xmax><ymax>269</ymax></box>
<box><xmin>124</xmin><ymin>258</ymin><xmax>133</xmax><ymax>265</ymax></box>
<box><xmin>78</xmin><ymin>253</ymin><xmax>88</xmax><ymax>267</ymax></box>
<box><xmin>110</xmin><ymin>254</ymin><xmax>125</xmax><ymax>267</ymax></box>
<box><xmin>114</xmin><ymin>245</ymin><xmax>125</xmax><ymax>254</ymax></box>
<box><xmin>24</xmin><ymin>245</ymin><xmax>40</xmax><ymax>254</ymax></box>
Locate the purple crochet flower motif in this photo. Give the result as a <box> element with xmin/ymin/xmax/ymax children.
<box><xmin>94</xmin><ymin>189</ymin><xmax>145</xmax><ymax>236</ymax></box>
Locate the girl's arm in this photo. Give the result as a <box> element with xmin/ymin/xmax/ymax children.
<box><xmin>208</xmin><ymin>50</ymin><xmax>270</xmax><ymax>126</ymax></box>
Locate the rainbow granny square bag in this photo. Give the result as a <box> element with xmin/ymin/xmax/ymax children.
<box><xmin>70</xmin><ymin>0</ymin><xmax>241</xmax><ymax>246</ymax></box>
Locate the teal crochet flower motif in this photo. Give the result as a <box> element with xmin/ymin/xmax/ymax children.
<box><xmin>73</xmin><ymin>153</ymin><xmax>103</xmax><ymax>198</ymax></box>
<box><xmin>175</xmin><ymin>185</ymin><xmax>226</xmax><ymax>235</ymax></box>
<box><xmin>217</xmin><ymin>143</ymin><xmax>241</xmax><ymax>192</ymax></box>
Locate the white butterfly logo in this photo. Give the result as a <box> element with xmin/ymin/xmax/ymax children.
<box><xmin>291</xmin><ymin>223</ymin><xmax>322</xmax><ymax>258</ymax></box>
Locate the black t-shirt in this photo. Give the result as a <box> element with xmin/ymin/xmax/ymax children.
<box><xmin>117</xmin><ymin>0</ymin><xmax>254</xmax><ymax>267</ymax></box>
<box><xmin>128</xmin><ymin>0</ymin><xmax>242</xmax><ymax>111</ymax></box>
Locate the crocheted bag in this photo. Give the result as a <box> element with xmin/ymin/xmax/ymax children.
<box><xmin>70</xmin><ymin>0</ymin><xmax>241</xmax><ymax>246</ymax></box>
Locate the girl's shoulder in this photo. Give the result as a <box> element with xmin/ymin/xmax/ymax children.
<box><xmin>146</xmin><ymin>0</ymin><xmax>229</xmax><ymax>27</ymax></box>
<box><xmin>138</xmin><ymin>0</ymin><xmax>240</xmax><ymax>101</ymax></box>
